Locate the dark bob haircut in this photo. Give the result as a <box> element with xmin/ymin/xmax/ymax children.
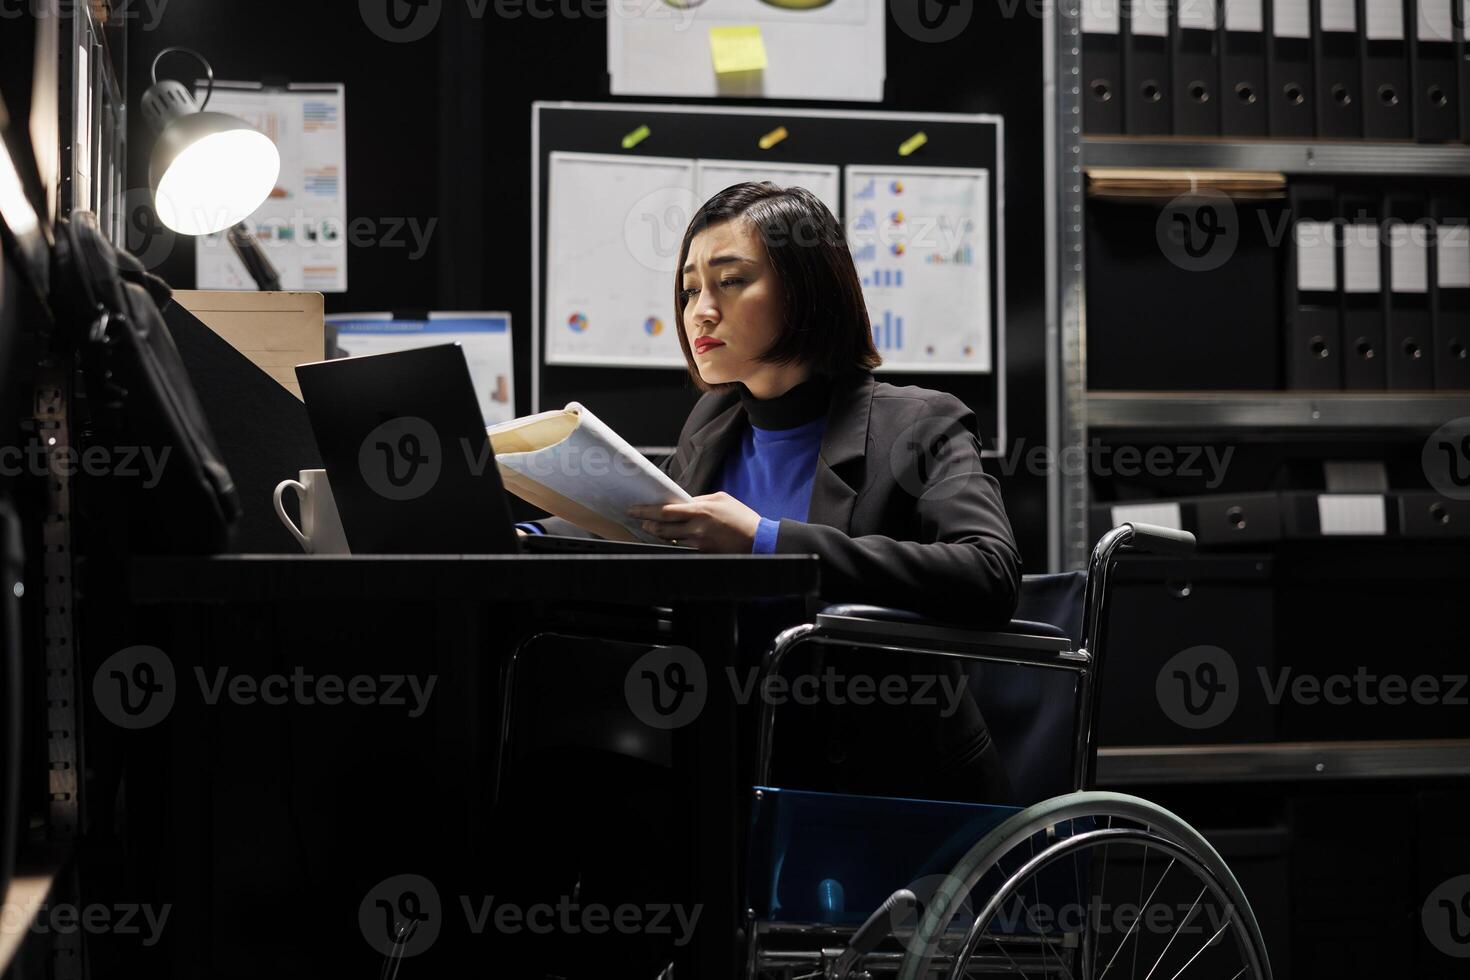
<box><xmin>674</xmin><ymin>181</ymin><xmax>881</xmax><ymax>393</ymax></box>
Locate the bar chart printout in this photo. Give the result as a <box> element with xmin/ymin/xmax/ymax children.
<box><xmin>844</xmin><ymin>166</ymin><xmax>991</xmax><ymax>373</ymax></box>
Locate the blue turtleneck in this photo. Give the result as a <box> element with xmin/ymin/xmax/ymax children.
<box><xmin>717</xmin><ymin>375</ymin><xmax>830</xmax><ymax>554</ymax></box>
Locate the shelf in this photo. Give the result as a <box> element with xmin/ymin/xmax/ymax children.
<box><xmin>1097</xmin><ymin>738</ymin><xmax>1470</xmax><ymax>785</ymax></box>
<box><xmin>1083</xmin><ymin>137</ymin><xmax>1470</xmax><ymax>177</ymax></box>
<box><xmin>1087</xmin><ymin>390</ymin><xmax>1470</xmax><ymax>431</ymax></box>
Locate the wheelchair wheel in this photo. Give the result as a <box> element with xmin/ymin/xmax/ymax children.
<box><xmin>895</xmin><ymin>791</ymin><xmax>1272</xmax><ymax>980</ymax></box>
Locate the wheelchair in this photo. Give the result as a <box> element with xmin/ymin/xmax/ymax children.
<box><xmin>743</xmin><ymin>522</ymin><xmax>1274</xmax><ymax>980</ymax></box>
<box><xmin>490</xmin><ymin>521</ymin><xmax>1273</xmax><ymax>980</ymax></box>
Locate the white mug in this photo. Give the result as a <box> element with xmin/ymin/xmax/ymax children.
<box><xmin>273</xmin><ymin>469</ymin><xmax>350</xmax><ymax>555</ymax></box>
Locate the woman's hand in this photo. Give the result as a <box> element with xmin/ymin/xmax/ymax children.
<box><xmin>629</xmin><ymin>492</ymin><xmax>762</xmax><ymax>553</ymax></box>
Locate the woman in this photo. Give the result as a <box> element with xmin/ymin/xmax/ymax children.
<box><xmin>500</xmin><ymin>184</ymin><xmax>1021</xmax><ymax>977</ymax></box>
<box><xmin>526</xmin><ymin>181</ymin><xmax>1021</xmax><ymax>627</ymax></box>
<box><xmin>522</xmin><ymin>181</ymin><xmax>1022</xmax><ymax>803</ymax></box>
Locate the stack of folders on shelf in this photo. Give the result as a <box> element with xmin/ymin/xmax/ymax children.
<box><xmin>1086</xmin><ymin>167</ymin><xmax>1288</xmax><ymax>196</ymax></box>
<box><xmin>1094</xmin><ymin>488</ymin><xmax>1470</xmax><ymax>545</ymax></box>
<box><xmin>1081</xmin><ymin>0</ymin><xmax>1470</xmax><ymax>139</ymax></box>
<box><xmin>1285</xmin><ymin>182</ymin><xmax>1470</xmax><ymax>389</ymax></box>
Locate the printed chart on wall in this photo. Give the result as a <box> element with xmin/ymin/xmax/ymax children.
<box><xmin>845</xmin><ymin>166</ymin><xmax>991</xmax><ymax>373</ymax></box>
<box><xmin>545</xmin><ymin>152</ymin><xmax>694</xmax><ymax>368</ymax></box>
<box><xmin>195</xmin><ymin>82</ymin><xmax>348</xmax><ymax>293</ymax></box>
<box><xmin>546</xmin><ymin>153</ymin><xmax>848</xmax><ymax>369</ymax></box>
<box><xmin>694</xmin><ymin>160</ymin><xmax>840</xmax><ymax>216</ymax></box>
<box><xmin>326</xmin><ymin>313</ymin><xmax>515</xmax><ymax>426</ymax></box>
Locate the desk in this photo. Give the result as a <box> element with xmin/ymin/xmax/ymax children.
<box><xmin>124</xmin><ymin>553</ymin><xmax>819</xmax><ymax>979</ymax></box>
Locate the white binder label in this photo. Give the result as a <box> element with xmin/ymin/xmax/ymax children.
<box><xmin>1418</xmin><ymin>0</ymin><xmax>1454</xmax><ymax>41</ymax></box>
<box><xmin>1318</xmin><ymin>495</ymin><xmax>1387</xmax><ymax>536</ymax></box>
<box><xmin>1387</xmin><ymin>222</ymin><xmax>1429</xmax><ymax>293</ymax></box>
<box><xmin>1225</xmin><ymin>0</ymin><xmax>1264</xmax><ymax>32</ymax></box>
<box><xmin>1131</xmin><ymin>0</ymin><xmax>1170</xmax><ymax>36</ymax></box>
<box><xmin>1274</xmin><ymin>0</ymin><xmax>1311</xmax><ymax>37</ymax></box>
<box><xmin>1083</xmin><ymin>0</ymin><xmax>1122</xmax><ymax>34</ymax></box>
<box><xmin>1365</xmin><ymin>0</ymin><xmax>1405</xmax><ymax>38</ymax></box>
<box><xmin>1178</xmin><ymin>0</ymin><xmax>1219</xmax><ymax>30</ymax></box>
<box><xmin>1319</xmin><ymin>0</ymin><xmax>1357</xmax><ymax>32</ymax></box>
<box><xmin>1342</xmin><ymin>223</ymin><xmax>1381</xmax><ymax>294</ymax></box>
<box><xmin>1111</xmin><ymin>501</ymin><xmax>1185</xmax><ymax>531</ymax></box>
<box><xmin>1439</xmin><ymin>223</ymin><xmax>1470</xmax><ymax>289</ymax></box>
<box><xmin>1295</xmin><ymin>221</ymin><xmax>1337</xmax><ymax>291</ymax></box>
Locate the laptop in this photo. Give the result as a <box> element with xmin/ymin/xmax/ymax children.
<box><xmin>295</xmin><ymin>344</ymin><xmax>693</xmax><ymax>555</ymax></box>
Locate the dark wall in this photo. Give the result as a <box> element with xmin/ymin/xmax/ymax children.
<box><xmin>127</xmin><ymin>0</ymin><xmax>1052</xmax><ymax>566</ymax></box>
<box><xmin>123</xmin><ymin>2</ymin><xmax>448</xmax><ymax>310</ymax></box>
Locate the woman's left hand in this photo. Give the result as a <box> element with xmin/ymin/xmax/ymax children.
<box><xmin>629</xmin><ymin>492</ymin><xmax>762</xmax><ymax>552</ymax></box>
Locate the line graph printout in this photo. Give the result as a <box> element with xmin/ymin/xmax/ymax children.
<box><xmin>546</xmin><ymin>152</ymin><xmax>695</xmax><ymax>368</ymax></box>
<box><xmin>845</xmin><ymin>166</ymin><xmax>991</xmax><ymax>374</ymax></box>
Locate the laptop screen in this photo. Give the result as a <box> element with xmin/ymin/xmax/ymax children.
<box><xmin>296</xmin><ymin>344</ymin><xmax>520</xmax><ymax>554</ymax></box>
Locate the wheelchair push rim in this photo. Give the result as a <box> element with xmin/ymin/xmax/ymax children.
<box><xmin>895</xmin><ymin>791</ymin><xmax>1273</xmax><ymax>980</ymax></box>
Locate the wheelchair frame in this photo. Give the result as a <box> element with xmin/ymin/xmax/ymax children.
<box><xmin>485</xmin><ymin>522</ymin><xmax>1269</xmax><ymax>980</ymax></box>
<box><xmin>744</xmin><ymin>522</ymin><xmax>1271</xmax><ymax>980</ymax></box>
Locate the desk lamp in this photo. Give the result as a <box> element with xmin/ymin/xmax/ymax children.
<box><xmin>140</xmin><ymin>48</ymin><xmax>282</xmax><ymax>289</ymax></box>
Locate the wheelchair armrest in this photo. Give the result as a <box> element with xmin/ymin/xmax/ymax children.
<box><xmin>755</xmin><ymin>603</ymin><xmax>1086</xmax><ymax>787</ymax></box>
<box><xmin>816</xmin><ymin>603</ymin><xmax>1073</xmax><ymax>649</ymax></box>
<box><xmin>1117</xmin><ymin>521</ymin><xmax>1196</xmax><ymax>556</ymax></box>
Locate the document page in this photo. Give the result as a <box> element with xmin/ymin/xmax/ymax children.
<box><xmin>489</xmin><ymin>403</ymin><xmax>691</xmax><ymax>542</ymax></box>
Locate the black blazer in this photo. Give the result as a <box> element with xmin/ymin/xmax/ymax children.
<box><xmin>537</xmin><ymin>369</ymin><xmax>1021</xmax><ymax>625</ymax></box>
<box><xmin>536</xmin><ymin>369</ymin><xmax>1023</xmax><ymax>801</ymax></box>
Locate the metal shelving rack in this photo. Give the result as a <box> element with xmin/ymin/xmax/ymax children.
<box><xmin>1097</xmin><ymin>739</ymin><xmax>1470</xmax><ymax>785</ymax></box>
<box><xmin>1052</xmin><ymin>92</ymin><xmax>1470</xmax><ymax>564</ymax></box>
<box><xmin>1067</xmin><ymin>80</ymin><xmax>1470</xmax><ymax>785</ymax></box>
<box><xmin>1088</xmin><ymin>390</ymin><xmax>1470</xmax><ymax>431</ymax></box>
<box><xmin>1083</xmin><ymin>136</ymin><xmax>1470</xmax><ymax>176</ymax></box>
<box><xmin>1046</xmin><ymin>0</ymin><xmax>1090</xmax><ymax>571</ymax></box>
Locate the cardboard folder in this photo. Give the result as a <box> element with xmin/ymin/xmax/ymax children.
<box><xmin>171</xmin><ymin>290</ymin><xmax>326</xmax><ymax>401</ymax></box>
<box><xmin>1316</xmin><ymin>0</ymin><xmax>1365</xmax><ymax>137</ymax></box>
<box><xmin>1223</xmin><ymin>0</ymin><xmax>1272</xmax><ymax>133</ymax></box>
<box><xmin>1460</xmin><ymin>0</ymin><xmax>1470</xmax><ymax>141</ymax></box>
<box><xmin>1397</xmin><ymin>491</ymin><xmax>1470</xmax><ymax>535</ymax></box>
<box><xmin>1093</xmin><ymin>492</ymin><xmax>1285</xmax><ymax>546</ymax></box>
<box><xmin>1339</xmin><ymin>188</ymin><xmax>1387</xmax><ymax>389</ymax></box>
<box><xmin>1268</xmin><ymin>0</ymin><xmax>1319</xmax><ymax>134</ymax></box>
<box><xmin>1361</xmin><ymin>0</ymin><xmax>1413</xmax><ymax>139</ymax></box>
<box><xmin>1174</xmin><ymin>0</ymin><xmax>1224</xmax><ymax>132</ymax></box>
<box><xmin>1383</xmin><ymin>193</ymin><xmax>1436</xmax><ymax>389</ymax></box>
<box><xmin>1084</xmin><ymin>0</ymin><xmax>1127</xmax><ymax>133</ymax></box>
<box><xmin>1411</xmin><ymin>0</ymin><xmax>1461</xmax><ymax>140</ymax></box>
<box><xmin>1431</xmin><ymin>192</ymin><xmax>1470</xmax><ymax>388</ymax></box>
<box><xmin>1127</xmin><ymin>0</ymin><xmax>1175</xmax><ymax>132</ymax></box>
<box><xmin>1286</xmin><ymin>184</ymin><xmax>1343</xmax><ymax>389</ymax></box>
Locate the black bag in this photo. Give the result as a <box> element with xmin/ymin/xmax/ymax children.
<box><xmin>52</xmin><ymin>211</ymin><xmax>240</xmax><ymax>554</ymax></box>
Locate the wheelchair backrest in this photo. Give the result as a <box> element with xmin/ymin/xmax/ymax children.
<box><xmin>968</xmin><ymin>571</ymin><xmax>1088</xmax><ymax>804</ymax></box>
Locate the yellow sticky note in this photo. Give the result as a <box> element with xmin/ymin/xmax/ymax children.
<box><xmin>709</xmin><ymin>26</ymin><xmax>767</xmax><ymax>75</ymax></box>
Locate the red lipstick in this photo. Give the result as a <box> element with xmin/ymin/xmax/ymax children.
<box><xmin>694</xmin><ymin>337</ymin><xmax>726</xmax><ymax>354</ymax></box>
